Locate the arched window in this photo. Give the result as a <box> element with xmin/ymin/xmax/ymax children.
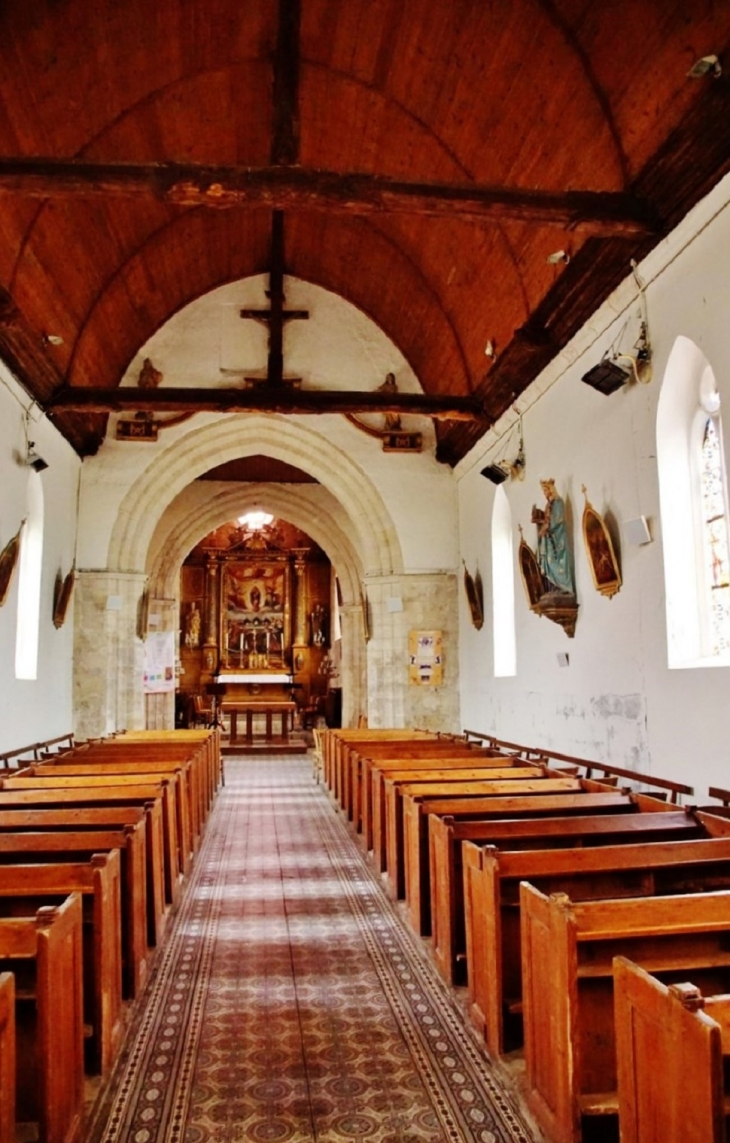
<box><xmin>657</xmin><ymin>336</ymin><xmax>730</xmax><ymax>667</ymax></box>
<box><xmin>699</xmin><ymin>414</ymin><xmax>730</xmax><ymax>654</ymax></box>
<box><xmin>491</xmin><ymin>486</ymin><xmax>516</xmax><ymax>676</ymax></box>
<box><xmin>15</xmin><ymin>470</ymin><xmax>44</xmax><ymax>680</ymax></box>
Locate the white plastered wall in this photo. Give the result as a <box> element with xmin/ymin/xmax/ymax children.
<box><xmin>0</xmin><ymin>363</ymin><xmax>80</xmax><ymax>752</ymax></box>
<box><xmin>74</xmin><ymin>280</ymin><xmax>461</xmax><ymax>736</ymax></box>
<box><xmin>457</xmin><ymin>169</ymin><xmax>730</xmax><ymax>795</ymax></box>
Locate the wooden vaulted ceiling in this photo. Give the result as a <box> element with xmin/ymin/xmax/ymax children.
<box><xmin>1</xmin><ymin>1</ymin><xmax>730</xmax><ymax>464</ymax></box>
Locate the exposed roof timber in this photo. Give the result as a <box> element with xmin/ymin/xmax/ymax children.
<box><xmin>0</xmin><ymin>159</ymin><xmax>658</xmax><ymax>236</ymax></box>
<box><xmin>47</xmin><ymin>386</ymin><xmax>486</xmax><ymax>423</ymax></box>
<box><xmin>271</xmin><ymin>0</ymin><xmax>300</xmax><ymax>166</ymax></box>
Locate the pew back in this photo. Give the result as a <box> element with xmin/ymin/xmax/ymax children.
<box><xmin>613</xmin><ymin>957</ymin><xmax>727</xmax><ymax>1143</ymax></box>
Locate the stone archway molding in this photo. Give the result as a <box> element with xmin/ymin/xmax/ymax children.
<box><xmin>147</xmin><ymin>481</ymin><xmax>363</xmax><ymax>604</ymax></box>
<box><xmin>108</xmin><ymin>414</ymin><xmax>404</xmax><ymax>580</ymax></box>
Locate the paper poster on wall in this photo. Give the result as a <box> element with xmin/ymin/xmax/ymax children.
<box><xmin>409</xmin><ymin>629</ymin><xmax>443</xmax><ymax>686</ymax></box>
<box><xmin>143</xmin><ymin>630</ymin><xmax>175</xmax><ymax>693</ymax></box>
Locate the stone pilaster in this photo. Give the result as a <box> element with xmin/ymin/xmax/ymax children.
<box><xmin>361</xmin><ymin>572</ymin><xmax>460</xmax><ymax>732</ymax></box>
<box><xmin>73</xmin><ymin>570</ymin><xmax>148</xmax><ymax>739</ymax></box>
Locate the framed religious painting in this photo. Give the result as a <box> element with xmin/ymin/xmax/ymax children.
<box><xmin>581</xmin><ymin>487</ymin><xmax>622</xmax><ymax>599</ymax></box>
<box><xmin>220</xmin><ymin>556</ymin><xmax>291</xmax><ymax>669</ymax></box>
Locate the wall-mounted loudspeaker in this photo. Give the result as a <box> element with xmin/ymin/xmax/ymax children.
<box><xmin>581</xmin><ymin>360</ymin><xmax>630</xmax><ymax>396</ymax></box>
<box><xmin>480</xmin><ymin>463</ymin><xmax>509</xmax><ymax>484</ymax></box>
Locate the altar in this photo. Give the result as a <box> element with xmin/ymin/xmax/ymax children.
<box><xmin>216</xmin><ymin>671</ymin><xmax>294</xmax><ymax>701</ymax></box>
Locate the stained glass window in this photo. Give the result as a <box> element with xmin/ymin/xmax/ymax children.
<box><xmin>700</xmin><ymin>417</ymin><xmax>730</xmax><ymax>654</ymax></box>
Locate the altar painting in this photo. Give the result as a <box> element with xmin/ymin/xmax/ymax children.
<box><xmin>222</xmin><ymin>561</ymin><xmax>289</xmax><ymax>668</ymax></box>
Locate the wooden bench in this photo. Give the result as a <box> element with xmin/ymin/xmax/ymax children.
<box><xmin>521</xmin><ymin>885</ymin><xmax>730</xmax><ymax>1143</ymax></box>
<box><xmin>114</xmin><ymin>728</ymin><xmax>222</xmax><ymax>798</ymax></box>
<box><xmin>0</xmin><ymin>973</ymin><xmax>13</xmax><ymax>1143</ymax></box>
<box><xmin>345</xmin><ymin>742</ymin><xmax>510</xmax><ymax>830</ymax></box>
<box><xmin>27</xmin><ymin>759</ymin><xmax>198</xmax><ymax>873</ymax></box>
<box><xmin>389</xmin><ymin>773</ymin><xmax>606</xmax><ymax>913</ymax></box>
<box><xmin>0</xmin><ymin>826</ymin><xmax>147</xmax><ymax>998</ymax></box>
<box><xmin>362</xmin><ymin>751</ymin><xmax>531</xmax><ymax>858</ymax></box>
<box><xmin>0</xmin><ymin>804</ymin><xmax>166</xmax><ymax>947</ymax></box>
<box><xmin>614</xmin><ymin>956</ymin><xmax>730</xmax><ymax>1143</ymax></box>
<box><xmin>432</xmin><ymin>803</ymin><xmax>698</xmax><ymax>986</ymax></box>
<box><xmin>51</xmin><ymin>738</ymin><xmax>216</xmax><ymax>845</ymax></box>
<box><xmin>463</xmin><ymin>731</ymin><xmax>695</xmax><ymax>805</ymax></box>
<box><xmin>323</xmin><ymin>729</ymin><xmax>437</xmax><ymax>802</ymax></box>
<box><xmin>0</xmin><ymin>851</ymin><xmax>123</xmax><ymax>1075</ymax></box>
<box><xmin>0</xmin><ymin>783</ymin><xmax>181</xmax><ymax>909</ymax></box>
<box><xmin>469</xmin><ymin>829</ymin><xmax>730</xmax><ymax>1059</ymax></box>
<box><xmin>0</xmin><ymin>734</ymin><xmax>75</xmax><ymax>771</ymax></box>
<box><xmin>0</xmin><ymin>893</ymin><xmax>84</xmax><ymax>1143</ymax></box>
<box><xmin>400</xmin><ymin>787</ymin><xmax>634</xmax><ymax>936</ymax></box>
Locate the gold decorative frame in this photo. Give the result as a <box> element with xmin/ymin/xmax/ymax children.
<box><xmin>0</xmin><ymin>524</ymin><xmax>22</xmax><ymax>607</ymax></box>
<box><xmin>581</xmin><ymin>487</ymin><xmax>622</xmax><ymax>599</ymax></box>
<box><xmin>463</xmin><ymin>561</ymin><xmax>484</xmax><ymax>630</ymax></box>
<box><xmin>52</xmin><ymin>567</ymin><xmax>75</xmax><ymax>629</ymax></box>
<box><xmin>220</xmin><ymin>555</ymin><xmax>292</xmax><ymax>669</ymax></box>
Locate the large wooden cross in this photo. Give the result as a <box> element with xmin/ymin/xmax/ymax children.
<box><xmin>240</xmin><ymin>209</ymin><xmax>308</xmax><ymax>388</ymax></box>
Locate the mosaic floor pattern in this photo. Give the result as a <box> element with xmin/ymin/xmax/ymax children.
<box><xmin>92</xmin><ymin>755</ymin><xmax>538</xmax><ymax>1143</ymax></box>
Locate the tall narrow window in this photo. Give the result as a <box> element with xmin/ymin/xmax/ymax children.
<box><xmin>492</xmin><ymin>486</ymin><xmax>516</xmax><ymax>676</ymax></box>
<box><xmin>699</xmin><ymin>416</ymin><xmax>730</xmax><ymax>654</ymax></box>
<box><xmin>15</xmin><ymin>470</ymin><xmax>44</xmax><ymax>680</ymax></box>
<box><xmin>657</xmin><ymin>335</ymin><xmax>730</xmax><ymax>667</ymax></box>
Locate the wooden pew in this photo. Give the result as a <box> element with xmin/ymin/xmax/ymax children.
<box><xmin>468</xmin><ymin>829</ymin><xmax>730</xmax><ymax>1059</ymax></box>
<box><xmin>5</xmin><ymin>770</ymin><xmax>189</xmax><ymax>886</ymax></box>
<box><xmin>0</xmin><ymin>851</ymin><xmax>123</xmax><ymax>1075</ymax></box>
<box><xmin>390</xmin><ymin>774</ymin><xmax>608</xmax><ymax>913</ymax></box>
<box><xmin>432</xmin><ymin>803</ymin><xmax>699</xmax><ymax>986</ymax></box>
<box><xmin>464</xmin><ymin>731</ymin><xmax>695</xmax><ymax>805</ymax></box>
<box><xmin>0</xmin><ymin>826</ymin><xmax>147</xmax><ymax>998</ymax></box>
<box><xmin>0</xmin><ymin>973</ymin><xmax>13</xmax><ymax>1143</ymax></box>
<box><xmin>0</xmin><ymin>783</ymin><xmax>181</xmax><ymax>909</ymax></box>
<box><xmin>50</xmin><ymin>738</ymin><xmax>215</xmax><ymax>847</ymax></box>
<box><xmin>362</xmin><ymin>751</ymin><xmax>532</xmax><ymax>859</ymax></box>
<box><xmin>27</xmin><ymin>759</ymin><xmax>198</xmax><ymax>873</ymax></box>
<box><xmin>0</xmin><ymin>804</ymin><xmax>166</xmax><ymax>947</ymax></box>
<box><xmin>521</xmin><ymin>885</ymin><xmax>730</xmax><ymax>1143</ymax></box>
<box><xmin>114</xmin><ymin>728</ymin><xmax>222</xmax><ymax>799</ymax></box>
<box><xmin>322</xmin><ymin>729</ymin><xmax>436</xmax><ymax>802</ymax></box>
<box><xmin>613</xmin><ymin>957</ymin><xmax>730</xmax><ymax>1143</ymax></box>
<box><xmin>397</xmin><ymin>787</ymin><xmax>632</xmax><ymax>928</ymax></box>
<box><xmin>0</xmin><ymin>893</ymin><xmax>84</xmax><ymax>1143</ymax></box>
<box><xmin>345</xmin><ymin>742</ymin><xmax>511</xmax><ymax>830</ymax></box>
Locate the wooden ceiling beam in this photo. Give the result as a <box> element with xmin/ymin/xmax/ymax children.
<box><xmin>46</xmin><ymin>386</ymin><xmax>487</xmax><ymax>423</ymax></box>
<box><xmin>0</xmin><ymin>159</ymin><xmax>658</xmax><ymax>235</ymax></box>
<box><xmin>271</xmin><ymin>0</ymin><xmax>300</xmax><ymax>166</ymax></box>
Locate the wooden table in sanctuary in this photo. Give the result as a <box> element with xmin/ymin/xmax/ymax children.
<box><xmin>223</xmin><ymin>700</ymin><xmax>298</xmax><ymax>751</ymax></box>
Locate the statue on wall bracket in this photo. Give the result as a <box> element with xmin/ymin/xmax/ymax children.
<box><xmin>519</xmin><ymin>478</ymin><xmax>579</xmax><ymax>638</ymax></box>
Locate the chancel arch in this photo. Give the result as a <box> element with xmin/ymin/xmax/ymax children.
<box><xmin>144</xmin><ymin>478</ymin><xmax>368</xmax><ymax>730</ymax></box>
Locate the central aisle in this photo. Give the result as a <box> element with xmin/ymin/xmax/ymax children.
<box><xmin>92</xmin><ymin>755</ymin><xmax>537</xmax><ymax>1143</ymax></box>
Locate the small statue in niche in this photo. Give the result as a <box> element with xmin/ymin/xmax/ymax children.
<box><xmin>184</xmin><ymin>602</ymin><xmax>201</xmax><ymax>649</ymax></box>
<box><xmin>311</xmin><ymin>603</ymin><xmax>328</xmax><ymax>646</ymax></box>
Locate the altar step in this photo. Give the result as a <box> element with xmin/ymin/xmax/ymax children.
<box><xmin>222</xmin><ymin>734</ymin><xmax>308</xmax><ymax>755</ymax></box>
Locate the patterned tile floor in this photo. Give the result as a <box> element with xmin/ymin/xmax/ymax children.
<box><xmin>90</xmin><ymin>755</ymin><xmax>539</xmax><ymax>1143</ymax></box>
